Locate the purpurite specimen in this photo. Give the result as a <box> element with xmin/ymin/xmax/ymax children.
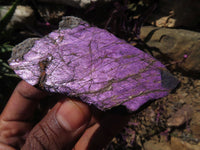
<box><xmin>9</xmin><ymin>16</ymin><xmax>179</xmax><ymax>112</ymax></box>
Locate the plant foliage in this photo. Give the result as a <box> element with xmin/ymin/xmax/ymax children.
<box><xmin>0</xmin><ymin>0</ymin><xmax>21</xmax><ymax>112</ymax></box>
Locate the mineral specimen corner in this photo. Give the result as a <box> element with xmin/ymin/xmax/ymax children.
<box><xmin>59</xmin><ymin>16</ymin><xmax>89</xmax><ymax>29</ymax></box>
<box><xmin>9</xmin><ymin>16</ymin><xmax>179</xmax><ymax>112</ymax></box>
<box><xmin>8</xmin><ymin>38</ymin><xmax>40</xmax><ymax>62</ymax></box>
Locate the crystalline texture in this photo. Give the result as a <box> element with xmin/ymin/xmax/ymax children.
<box><xmin>9</xmin><ymin>16</ymin><xmax>179</xmax><ymax>112</ymax></box>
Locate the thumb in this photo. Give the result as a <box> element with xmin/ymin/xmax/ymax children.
<box><xmin>21</xmin><ymin>98</ymin><xmax>91</xmax><ymax>150</ymax></box>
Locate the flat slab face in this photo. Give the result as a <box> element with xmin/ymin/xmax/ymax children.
<box><xmin>9</xmin><ymin>18</ymin><xmax>178</xmax><ymax>112</ymax></box>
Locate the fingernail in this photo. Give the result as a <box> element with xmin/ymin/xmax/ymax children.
<box><xmin>56</xmin><ymin>99</ymin><xmax>91</xmax><ymax>131</ymax></box>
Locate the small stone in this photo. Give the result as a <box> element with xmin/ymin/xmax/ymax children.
<box><xmin>145</xmin><ymin>107</ymin><xmax>156</xmax><ymax>122</ymax></box>
<box><xmin>143</xmin><ymin>140</ymin><xmax>171</xmax><ymax>150</ymax></box>
<box><xmin>167</xmin><ymin>104</ymin><xmax>193</xmax><ymax>127</ymax></box>
<box><xmin>181</xmin><ymin>77</ymin><xmax>189</xmax><ymax>84</ymax></box>
<box><xmin>170</xmin><ymin>137</ymin><xmax>200</xmax><ymax>150</ymax></box>
<box><xmin>152</xmin><ymin>16</ymin><xmax>176</xmax><ymax>28</ymax></box>
<box><xmin>190</xmin><ymin>112</ymin><xmax>200</xmax><ymax>139</ymax></box>
<box><xmin>194</xmin><ymin>80</ymin><xmax>200</xmax><ymax>87</ymax></box>
<box><xmin>181</xmin><ymin>92</ymin><xmax>188</xmax><ymax>97</ymax></box>
<box><xmin>0</xmin><ymin>5</ymin><xmax>34</xmax><ymax>30</ymax></box>
<box><xmin>147</xmin><ymin>0</ymin><xmax>200</xmax><ymax>28</ymax></box>
<box><xmin>140</xmin><ymin>26</ymin><xmax>200</xmax><ymax>73</ymax></box>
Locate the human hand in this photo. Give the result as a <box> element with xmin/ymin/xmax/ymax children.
<box><xmin>0</xmin><ymin>81</ymin><xmax>130</xmax><ymax>150</ymax></box>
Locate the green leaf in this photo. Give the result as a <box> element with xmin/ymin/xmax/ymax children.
<box><xmin>0</xmin><ymin>43</ymin><xmax>13</xmax><ymax>53</ymax></box>
<box><xmin>0</xmin><ymin>0</ymin><xmax>21</xmax><ymax>33</ymax></box>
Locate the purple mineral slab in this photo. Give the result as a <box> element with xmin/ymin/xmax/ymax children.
<box><xmin>9</xmin><ymin>16</ymin><xmax>179</xmax><ymax>112</ymax></box>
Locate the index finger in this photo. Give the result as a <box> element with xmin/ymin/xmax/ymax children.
<box><xmin>1</xmin><ymin>80</ymin><xmax>47</xmax><ymax>121</ymax></box>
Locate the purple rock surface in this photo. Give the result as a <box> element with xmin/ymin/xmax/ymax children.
<box><xmin>9</xmin><ymin>16</ymin><xmax>178</xmax><ymax>112</ymax></box>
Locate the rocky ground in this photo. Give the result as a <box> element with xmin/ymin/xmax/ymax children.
<box><xmin>107</xmin><ymin>72</ymin><xmax>200</xmax><ymax>150</ymax></box>
<box><xmin>0</xmin><ymin>1</ymin><xmax>200</xmax><ymax>150</ymax></box>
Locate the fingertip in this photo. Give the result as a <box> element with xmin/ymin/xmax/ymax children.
<box><xmin>21</xmin><ymin>98</ymin><xmax>91</xmax><ymax>150</ymax></box>
<box><xmin>15</xmin><ymin>80</ymin><xmax>47</xmax><ymax>101</ymax></box>
<box><xmin>56</xmin><ymin>99</ymin><xmax>91</xmax><ymax>132</ymax></box>
<box><xmin>1</xmin><ymin>80</ymin><xmax>47</xmax><ymax>121</ymax></box>
<box><xmin>0</xmin><ymin>143</ymin><xmax>16</xmax><ymax>150</ymax></box>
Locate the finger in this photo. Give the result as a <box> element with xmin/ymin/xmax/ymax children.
<box><xmin>0</xmin><ymin>81</ymin><xmax>47</xmax><ymax>148</ymax></box>
<box><xmin>0</xmin><ymin>119</ymin><xmax>32</xmax><ymax>148</ymax></box>
<box><xmin>0</xmin><ymin>143</ymin><xmax>16</xmax><ymax>150</ymax></box>
<box><xmin>21</xmin><ymin>98</ymin><xmax>91</xmax><ymax>150</ymax></box>
<box><xmin>74</xmin><ymin>111</ymin><xmax>130</xmax><ymax>150</ymax></box>
<box><xmin>1</xmin><ymin>80</ymin><xmax>47</xmax><ymax>121</ymax></box>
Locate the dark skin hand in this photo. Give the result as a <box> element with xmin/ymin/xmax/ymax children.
<box><xmin>0</xmin><ymin>81</ymin><xmax>130</xmax><ymax>150</ymax></box>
